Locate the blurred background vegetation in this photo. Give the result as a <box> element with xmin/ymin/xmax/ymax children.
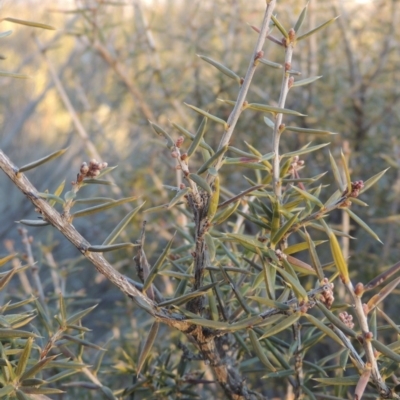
<box><xmin>0</xmin><ymin>0</ymin><xmax>399</xmax><ymax>398</ymax></box>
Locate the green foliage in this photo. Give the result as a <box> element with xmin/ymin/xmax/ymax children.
<box><xmin>1</xmin><ymin>1</ymin><xmax>400</xmax><ymax>399</ymax></box>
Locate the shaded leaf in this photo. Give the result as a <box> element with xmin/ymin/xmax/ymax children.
<box><xmin>103</xmin><ymin>203</ymin><xmax>145</xmax><ymax>245</ymax></box>
<box><xmin>18</xmin><ymin>148</ymin><xmax>68</xmax><ymax>173</ymax></box>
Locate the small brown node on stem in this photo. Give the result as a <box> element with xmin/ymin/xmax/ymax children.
<box><xmin>240</xmin><ymin>77</ymin><xmax>244</xmax><ymax>85</ymax></box>
<box><xmin>350</xmin><ymin>180</ymin><xmax>364</xmax><ymax>198</ymax></box>
<box><xmin>254</xmin><ymin>50</ymin><xmax>264</xmax><ymax>61</ymax></box>
<box><xmin>285</xmin><ymin>62</ymin><xmax>291</xmax><ymax>71</ymax></box>
<box><xmin>364</xmin><ymin>331</ymin><xmax>373</xmax><ymax>340</ymax></box>
<box><xmin>181</xmin><ymin>153</ymin><xmax>188</xmax><ymax>161</ymax></box>
<box><xmin>279</xmin><ymin>123</ymin><xmax>285</xmax><ymax>132</ymax></box>
<box><xmin>179</xmin><ymin>183</ymin><xmax>186</xmax><ymax>190</ymax></box>
<box><xmin>288</xmin><ymin>76</ymin><xmax>295</xmax><ymax>89</ymax></box>
<box><xmin>354</xmin><ymin>282</ymin><xmax>364</xmax><ymax>297</ymax></box>
<box><xmin>288</xmin><ymin>28</ymin><xmax>295</xmax><ymax>41</ymax></box>
<box><xmin>176</xmin><ymin>136</ymin><xmax>184</xmax><ymax>148</ymax></box>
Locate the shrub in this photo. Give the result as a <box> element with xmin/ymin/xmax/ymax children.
<box><xmin>0</xmin><ymin>2</ymin><xmax>400</xmax><ymax>399</ymax></box>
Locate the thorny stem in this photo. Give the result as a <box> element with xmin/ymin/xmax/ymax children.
<box><xmin>345</xmin><ymin>281</ymin><xmax>397</xmax><ymax>398</ymax></box>
<box><xmin>272</xmin><ymin>42</ymin><xmax>294</xmax><ymax>201</ymax></box>
<box><xmin>213</xmin><ymin>0</ymin><xmax>277</xmax><ymax>173</ymax></box>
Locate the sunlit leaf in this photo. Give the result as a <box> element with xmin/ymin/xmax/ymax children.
<box><xmin>296</xmin><ymin>16</ymin><xmax>339</xmax><ymax>42</ymax></box>
<box><xmin>198</xmin><ymin>55</ymin><xmax>241</xmax><ymax>83</ymax></box>
<box><xmin>3</xmin><ymin>17</ymin><xmax>55</xmax><ymax>30</ymax></box>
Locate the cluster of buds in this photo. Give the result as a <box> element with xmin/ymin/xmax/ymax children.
<box><xmin>339</xmin><ymin>311</ymin><xmax>355</xmax><ymax>329</ymax></box>
<box><xmin>320</xmin><ymin>278</ymin><xmax>335</xmax><ymax>309</ymax></box>
<box><xmin>342</xmin><ymin>180</ymin><xmax>364</xmax><ymax>199</ymax></box>
<box><xmin>75</xmin><ymin>159</ymin><xmax>108</xmax><ymax>184</ymax></box>
<box><xmin>289</xmin><ymin>156</ymin><xmax>305</xmax><ymax>173</ymax></box>
<box><xmin>349</xmin><ymin>180</ymin><xmax>364</xmax><ymax>198</ymax></box>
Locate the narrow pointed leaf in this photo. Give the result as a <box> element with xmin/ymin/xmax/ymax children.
<box><xmin>3</xmin><ymin>17</ymin><xmax>55</xmax><ymax>30</ymax></box>
<box><xmin>71</xmin><ymin>196</ymin><xmax>138</xmax><ymax>218</ymax></box>
<box><xmin>290</xmin><ymin>185</ymin><xmax>323</xmax><ymax>207</ymax></box>
<box><xmin>0</xmin><ymin>329</ymin><xmax>37</xmax><ymax>338</ymax></box>
<box><xmin>143</xmin><ymin>235</ymin><xmax>175</xmax><ymax>291</ymax></box>
<box><xmin>59</xmin><ymin>293</ymin><xmax>67</xmax><ymax>322</ymax></box>
<box><xmin>282</xmin><ymin>142</ymin><xmax>330</xmax><ymax>158</ymax></box>
<box><xmin>360</xmin><ymin>168</ymin><xmax>390</xmax><ymax>194</ymax></box>
<box><xmin>296</xmin><ymin>16</ymin><xmax>339</xmax><ymax>42</ymax></box>
<box><xmin>187</xmin><ymin>117</ymin><xmax>208</xmax><ymax>157</ymax></box>
<box><xmin>82</xmin><ymin>178</ymin><xmax>114</xmax><ymax>185</ymax></box>
<box><xmin>0</xmin><ymin>30</ymin><xmax>12</xmax><ymax>38</ymax></box>
<box><xmin>341</xmin><ymin>150</ymin><xmax>352</xmax><ymax>195</ymax></box>
<box><xmin>197</xmin><ymin>145</ymin><xmax>228</xmax><ymax>174</ymax></box>
<box><xmin>271</xmin><ymin>14</ymin><xmax>288</xmax><ymax>38</ymax></box>
<box><xmin>294</xmin><ymin>4</ymin><xmax>308</xmax><ymax>33</ymax></box>
<box><xmin>246</xmin><ymin>103</ymin><xmax>306</xmax><ymax>116</ymax></box>
<box><xmin>184</xmin><ymin>103</ymin><xmax>228</xmax><ymax>129</ymax></box>
<box><xmin>249</xmin><ymin>329</ymin><xmax>276</xmax><ymax>371</ymax></box>
<box><xmin>198</xmin><ymin>55</ymin><xmax>240</xmax><ymax>83</ymax></box>
<box><xmin>20</xmin><ymin>356</ymin><xmax>57</xmax><ymax>381</ymax></box>
<box><xmin>18</xmin><ymin>148</ymin><xmax>68</xmax><ymax>173</ymax></box>
<box><xmin>259</xmin><ymin>59</ymin><xmax>282</xmax><ymax>69</ymax></box>
<box><xmin>49</xmin><ymin>180</ymin><xmax>65</xmax><ymax>207</ymax></box>
<box><xmin>259</xmin><ymin>313</ymin><xmax>301</xmax><ymax>339</ymax></box>
<box><xmin>137</xmin><ymin>321</ymin><xmax>158</xmax><ymax>376</ymax></box>
<box><xmin>87</xmin><ymin>243</ymin><xmax>139</xmax><ymax>252</ymax></box>
<box><xmin>303</xmin><ymin>314</ymin><xmax>343</xmax><ymax>346</ymax></box>
<box><xmin>0</xmin><ymin>385</ymin><xmax>14</xmax><ymax>396</ymax></box>
<box><xmin>313</xmin><ymin>375</ymin><xmax>359</xmax><ymax>386</ymax></box>
<box><xmin>207</xmin><ymin>176</ymin><xmax>220</xmax><ymax>221</ymax></box>
<box><xmin>66</xmin><ymin>305</ymin><xmax>97</xmax><ymax>325</ymax></box>
<box><xmin>284</xmin><ymin>126</ymin><xmax>336</xmax><ymax>135</ymax></box>
<box><xmin>286</xmin><ymin>255</ymin><xmax>317</xmax><ymax>276</ymax></box>
<box><xmin>15</xmin><ymin>337</ymin><xmax>33</xmax><ymax>378</ymax></box>
<box><xmin>103</xmin><ymin>203</ymin><xmax>145</xmax><ymax>245</ymax></box>
<box><xmin>18</xmin><ymin>219</ymin><xmax>50</xmax><ymax>227</ymax></box>
<box><xmin>157</xmin><ymin>282</ymin><xmax>221</xmax><ymax>307</ymax></box>
<box><xmin>329</xmin><ymin>151</ymin><xmax>344</xmax><ymax>190</ymax></box>
<box><xmin>0</xmin><ymin>71</ymin><xmax>29</xmax><ymax>79</ymax></box>
<box><xmin>344</xmin><ymin>208</ymin><xmax>382</xmax><ymax>243</ymax></box>
<box><xmin>0</xmin><ymin>254</ymin><xmax>16</xmax><ymax>268</ymax></box>
<box><xmin>322</xmin><ymin>220</ymin><xmax>349</xmax><ymax>284</ymax></box>
<box><xmin>172</xmin><ymin>122</ymin><xmax>214</xmax><ymax>153</ymax></box>
<box><xmin>186</xmin><ymin>318</ymin><xmax>232</xmax><ymax>330</ymax></box>
<box><xmin>0</xmin><ymin>268</ymin><xmax>16</xmax><ymax>291</ymax></box>
<box><xmin>61</xmin><ymin>334</ymin><xmax>105</xmax><ymax>350</ymax></box>
<box><xmin>304</xmin><ymin>230</ymin><xmax>324</xmax><ymax>280</ymax></box>
<box><xmin>364</xmin><ymin>261</ymin><xmax>400</xmax><ymax>291</ymax></box>
<box><xmin>272</xmin><ymin>265</ymin><xmax>308</xmax><ymax>302</ymax></box>
<box><xmin>372</xmin><ymin>339</ymin><xmax>400</xmax><ymax>363</ymax></box>
<box><xmin>292</xmin><ymin>76</ymin><xmax>322</xmax><ymax>87</ymax></box>
<box><xmin>38</xmin><ymin>192</ymin><xmax>65</xmax><ymax>205</ymax></box>
<box><xmin>167</xmin><ymin>188</ymin><xmax>190</xmax><ymax>210</ymax></box>
<box><xmin>188</xmin><ymin>174</ymin><xmax>212</xmax><ymax>194</ymax></box>
<box><xmin>271</xmin><ymin>214</ymin><xmax>298</xmax><ymax>245</ymax></box>
<box><xmin>367</xmin><ymin>276</ymin><xmax>400</xmax><ymax>312</ymax></box>
<box><xmin>149</xmin><ymin>121</ymin><xmax>174</xmax><ymax>149</ymax></box>
<box><xmin>264</xmin><ymin>116</ymin><xmax>275</xmax><ymax>129</ymax></box>
<box><xmin>213</xmin><ymin>200</ymin><xmax>240</xmax><ymax>224</ymax></box>
<box><xmin>317</xmin><ymin>301</ymin><xmax>357</xmax><ymax>338</ymax></box>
